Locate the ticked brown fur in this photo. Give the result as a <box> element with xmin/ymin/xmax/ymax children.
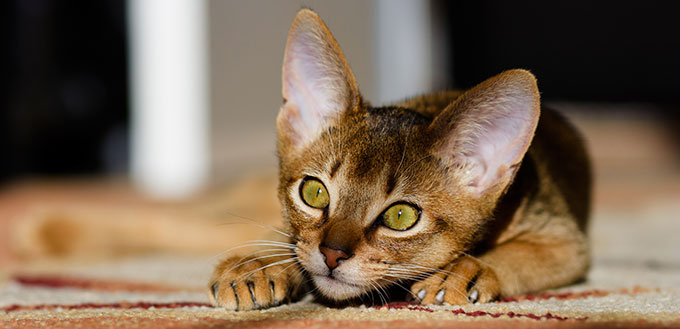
<box><xmin>209</xmin><ymin>9</ymin><xmax>590</xmax><ymax>310</ymax></box>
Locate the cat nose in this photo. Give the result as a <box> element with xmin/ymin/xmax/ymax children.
<box><xmin>319</xmin><ymin>245</ymin><xmax>351</xmax><ymax>270</ymax></box>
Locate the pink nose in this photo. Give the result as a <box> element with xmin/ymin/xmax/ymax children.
<box><xmin>319</xmin><ymin>246</ymin><xmax>351</xmax><ymax>270</ymax></box>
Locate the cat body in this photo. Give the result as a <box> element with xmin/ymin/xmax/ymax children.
<box><xmin>209</xmin><ymin>9</ymin><xmax>590</xmax><ymax>310</ymax></box>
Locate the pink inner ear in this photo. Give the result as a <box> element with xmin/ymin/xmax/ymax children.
<box><xmin>280</xmin><ymin>23</ymin><xmax>352</xmax><ymax>149</ymax></box>
<box><xmin>287</xmin><ymin>48</ymin><xmax>339</xmax><ymax>119</ymax></box>
<box><xmin>469</xmin><ymin>114</ymin><xmax>532</xmax><ymax>190</ymax></box>
<box><xmin>456</xmin><ymin>93</ymin><xmax>538</xmax><ymax>196</ymax></box>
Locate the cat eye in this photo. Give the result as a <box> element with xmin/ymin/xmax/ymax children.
<box><xmin>300</xmin><ymin>177</ymin><xmax>330</xmax><ymax>209</ymax></box>
<box><xmin>381</xmin><ymin>203</ymin><xmax>420</xmax><ymax>231</ymax></box>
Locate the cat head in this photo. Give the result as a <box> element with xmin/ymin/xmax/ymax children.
<box><xmin>276</xmin><ymin>9</ymin><xmax>540</xmax><ymax>300</ymax></box>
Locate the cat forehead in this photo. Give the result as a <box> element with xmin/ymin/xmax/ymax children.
<box><xmin>363</xmin><ymin>106</ymin><xmax>431</xmax><ymax>133</ymax></box>
<box><xmin>332</xmin><ymin>106</ymin><xmax>430</xmax><ymax>146</ymax></box>
<box><xmin>317</xmin><ymin>107</ymin><xmax>433</xmax><ymax>182</ymax></box>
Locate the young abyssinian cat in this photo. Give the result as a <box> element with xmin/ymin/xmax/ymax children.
<box><xmin>209</xmin><ymin>9</ymin><xmax>590</xmax><ymax>310</ymax></box>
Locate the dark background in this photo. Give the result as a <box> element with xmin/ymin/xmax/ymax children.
<box><xmin>1</xmin><ymin>0</ymin><xmax>128</xmax><ymax>182</ymax></box>
<box><xmin>2</xmin><ymin>0</ymin><xmax>679</xmax><ymax>183</ymax></box>
<box><xmin>442</xmin><ymin>0</ymin><xmax>680</xmax><ymax>103</ymax></box>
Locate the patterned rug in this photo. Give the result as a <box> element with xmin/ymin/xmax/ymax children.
<box><xmin>2</xmin><ymin>231</ymin><xmax>679</xmax><ymax>329</ymax></box>
<box><xmin>2</xmin><ymin>111</ymin><xmax>680</xmax><ymax>328</ymax></box>
<box><xmin>2</xmin><ymin>177</ymin><xmax>680</xmax><ymax>328</ymax></box>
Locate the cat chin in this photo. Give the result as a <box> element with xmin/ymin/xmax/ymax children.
<box><xmin>312</xmin><ymin>275</ymin><xmax>366</xmax><ymax>300</ymax></box>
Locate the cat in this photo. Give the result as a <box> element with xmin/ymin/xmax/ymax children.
<box><xmin>208</xmin><ymin>8</ymin><xmax>591</xmax><ymax>310</ymax></box>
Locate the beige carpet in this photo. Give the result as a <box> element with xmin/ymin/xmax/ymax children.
<box><xmin>2</xmin><ymin>183</ymin><xmax>679</xmax><ymax>328</ymax></box>
<box><xmin>2</xmin><ymin>110</ymin><xmax>680</xmax><ymax>328</ymax></box>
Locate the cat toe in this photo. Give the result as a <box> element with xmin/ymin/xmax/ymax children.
<box><xmin>210</xmin><ymin>278</ymin><xmax>275</xmax><ymax>311</ymax></box>
<box><xmin>409</xmin><ymin>272</ymin><xmax>447</xmax><ymax>304</ymax></box>
<box><xmin>210</xmin><ymin>281</ymin><xmax>219</xmax><ymax>303</ymax></box>
<box><xmin>468</xmin><ymin>289</ymin><xmax>479</xmax><ymax>303</ymax></box>
<box><xmin>417</xmin><ymin>289</ymin><xmax>426</xmax><ymax>300</ymax></box>
<box><xmin>409</xmin><ymin>256</ymin><xmax>500</xmax><ymax>306</ymax></box>
<box><xmin>208</xmin><ymin>280</ymin><xmax>239</xmax><ymax>310</ymax></box>
<box><xmin>209</xmin><ymin>255</ymin><xmax>301</xmax><ymax>311</ymax></box>
<box><xmin>447</xmin><ymin>256</ymin><xmax>500</xmax><ymax>305</ymax></box>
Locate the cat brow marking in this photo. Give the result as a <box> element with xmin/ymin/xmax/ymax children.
<box><xmin>329</xmin><ymin>159</ymin><xmax>342</xmax><ymax>178</ymax></box>
<box><xmin>395</xmin><ymin>117</ymin><xmax>415</xmax><ymax>175</ymax></box>
<box><xmin>326</xmin><ymin>126</ymin><xmax>338</xmax><ymax>162</ymax></box>
<box><xmin>386</xmin><ymin>117</ymin><xmax>416</xmax><ymax>195</ymax></box>
<box><xmin>384</xmin><ymin>173</ymin><xmax>398</xmax><ymax>195</ymax></box>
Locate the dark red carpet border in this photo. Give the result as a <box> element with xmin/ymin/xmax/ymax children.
<box><xmin>1</xmin><ymin>301</ymin><xmax>211</xmax><ymax>312</ymax></box>
<box><xmin>378</xmin><ymin>302</ymin><xmax>587</xmax><ymax>321</ymax></box>
<box><xmin>500</xmin><ymin>286</ymin><xmax>655</xmax><ymax>302</ymax></box>
<box><xmin>4</xmin><ymin>275</ymin><xmax>655</xmax><ymax>322</ymax></box>
<box><xmin>2</xmin><ymin>301</ymin><xmax>586</xmax><ymax>322</ymax></box>
<box><xmin>12</xmin><ymin>275</ymin><xmax>196</xmax><ymax>293</ymax></box>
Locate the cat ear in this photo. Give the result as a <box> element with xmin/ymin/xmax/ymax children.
<box><xmin>277</xmin><ymin>9</ymin><xmax>360</xmax><ymax>149</ymax></box>
<box><xmin>428</xmin><ymin>69</ymin><xmax>541</xmax><ymax>198</ymax></box>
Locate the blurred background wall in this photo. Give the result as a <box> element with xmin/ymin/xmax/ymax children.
<box><xmin>208</xmin><ymin>0</ymin><xmax>378</xmax><ymax>186</ymax></box>
<box><xmin>2</xmin><ymin>0</ymin><xmax>679</xmax><ymax>199</ymax></box>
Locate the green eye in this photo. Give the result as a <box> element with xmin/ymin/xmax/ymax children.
<box><xmin>300</xmin><ymin>178</ymin><xmax>330</xmax><ymax>209</ymax></box>
<box><xmin>382</xmin><ymin>203</ymin><xmax>420</xmax><ymax>231</ymax></box>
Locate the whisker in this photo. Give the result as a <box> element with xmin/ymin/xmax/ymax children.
<box><xmin>244</xmin><ymin>240</ymin><xmax>296</xmax><ymax>248</ymax></box>
<box><xmin>459</xmin><ymin>252</ymin><xmax>512</xmax><ymax>291</ymax></box>
<box><xmin>224</xmin><ymin>252</ymin><xmax>298</xmax><ymax>276</ymax></box>
<box><xmin>235</xmin><ymin>258</ymin><xmax>297</xmax><ymax>283</ymax></box>
<box><xmin>213</xmin><ymin>239</ymin><xmax>296</xmax><ymax>257</ymax></box>
<box><xmin>222</xmin><ymin>247</ymin><xmax>296</xmax><ymax>273</ymax></box>
<box><xmin>215</xmin><ymin>211</ymin><xmax>294</xmax><ymax>239</ymax></box>
<box><xmin>272</xmin><ymin>260</ymin><xmax>301</xmax><ymax>278</ymax></box>
<box><xmin>378</xmin><ymin>277</ymin><xmax>418</xmax><ymax>300</ymax></box>
<box><xmin>326</xmin><ymin>126</ymin><xmax>337</xmax><ymax>163</ymax></box>
<box><xmin>365</xmin><ymin>283</ymin><xmax>375</xmax><ymax>304</ymax></box>
<box><xmin>461</xmin><ymin>252</ymin><xmax>497</xmax><ymax>271</ymax></box>
<box><xmin>364</xmin><ymin>280</ymin><xmax>376</xmax><ymax>304</ymax></box>
<box><xmin>368</xmin><ymin>279</ymin><xmax>387</xmax><ymax>306</ymax></box>
<box><xmin>397</xmin><ymin>263</ymin><xmax>465</xmax><ymax>279</ymax></box>
<box><xmin>376</xmin><ymin>280</ymin><xmax>392</xmax><ymax>305</ymax></box>
<box><xmin>384</xmin><ymin>271</ymin><xmax>432</xmax><ymax>282</ymax></box>
<box><xmin>389</xmin><ymin>263</ymin><xmax>470</xmax><ymax>300</ymax></box>
<box><xmin>385</xmin><ymin>268</ymin><xmax>429</xmax><ymax>277</ymax></box>
<box><xmin>387</xmin><ymin>271</ymin><xmax>466</xmax><ymax>301</ymax></box>
<box><xmin>395</xmin><ymin>117</ymin><xmax>415</xmax><ymax>176</ymax></box>
<box><xmin>402</xmin><ymin>154</ymin><xmax>433</xmax><ymax>173</ymax></box>
<box><xmin>387</xmin><ymin>266</ymin><xmax>447</xmax><ymax>281</ymax></box>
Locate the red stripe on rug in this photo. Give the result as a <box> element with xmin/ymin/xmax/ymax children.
<box><xmin>12</xmin><ymin>275</ymin><xmax>201</xmax><ymax>293</ymax></box>
<box><xmin>6</xmin><ymin>301</ymin><xmax>585</xmax><ymax>321</ymax></box>
<box><xmin>500</xmin><ymin>286</ymin><xmax>657</xmax><ymax>302</ymax></box>
<box><xmin>11</xmin><ymin>318</ymin><xmax>678</xmax><ymax>329</ymax></box>
<box><xmin>379</xmin><ymin>302</ymin><xmax>587</xmax><ymax>321</ymax></box>
<box><xmin>1</xmin><ymin>301</ymin><xmax>211</xmax><ymax>312</ymax></box>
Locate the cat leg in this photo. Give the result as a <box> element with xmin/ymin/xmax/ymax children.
<box><xmin>476</xmin><ymin>231</ymin><xmax>589</xmax><ymax>298</ymax></box>
<box><xmin>410</xmin><ymin>230</ymin><xmax>588</xmax><ymax>305</ymax></box>
<box><xmin>410</xmin><ymin>254</ymin><xmax>500</xmax><ymax>305</ymax></box>
<box><xmin>208</xmin><ymin>253</ymin><xmax>304</xmax><ymax>311</ymax></box>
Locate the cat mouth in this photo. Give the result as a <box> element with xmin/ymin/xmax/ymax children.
<box><xmin>312</xmin><ymin>274</ymin><xmax>366</xmax><ymax>299</ymax></box>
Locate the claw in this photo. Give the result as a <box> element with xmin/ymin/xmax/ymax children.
<box><xmin>417</xmin><ymin>289</ymin><xmax>426</xmax><ymax>300</ymax></box>
<box><xmin>210</xmin><ymin>282</ymin><xmax>219</xmax><ymax>302</ymax></box>
<box><xmin>231</xmin><ymin>282</ymin><xmax>240</xmax><ymax>310</ymax></box>
<box><xmin>435</xmin><ymin>289</ymin><xmax>445</xmax><ymax>304</ymax></box>
<box><xmin>469</xmin><ymin>289</ymin><xmax>479</xmax><ymax>303</ymax></box>
<box><xmin>247</xmin><ymin>281</ymin><xmax>259</xmax><ymax>309</ymax></box>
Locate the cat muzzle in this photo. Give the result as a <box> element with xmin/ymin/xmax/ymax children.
<box><xmin>319</xmin><ymin>245</ymin><xmax>352</xmax><ymax>270</ymax></box>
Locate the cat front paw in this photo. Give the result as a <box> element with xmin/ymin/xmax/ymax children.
<box><xmin>409</xmin><ymin>255</ymin><xmax>500</xmax><ymax>305</ymax></box>
<box><xmin>208</xmin><ymin>255</ymin><xmax>301</xmax><ymax>311</ymax></box>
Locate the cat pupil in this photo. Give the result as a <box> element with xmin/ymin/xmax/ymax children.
<box><xmin>398</xmin><ymin>209</ymin><xmax>402</xmax><ymax>219</ymax></box>
<box><xmin>316</xmin><ymin>188</ymin><xmax>321</xmax><ymax>198</ymax></box>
